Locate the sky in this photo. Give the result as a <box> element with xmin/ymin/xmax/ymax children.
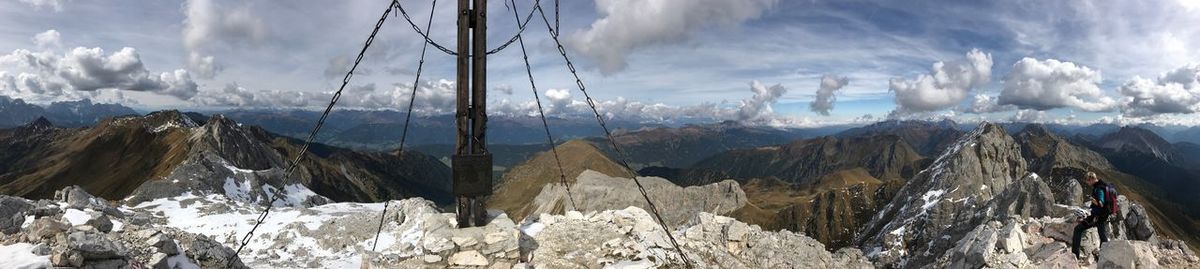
<box><xmin>2</xmin><ymin>0</ymin><xmax>1200</xmax><ymax>127</ymax></box>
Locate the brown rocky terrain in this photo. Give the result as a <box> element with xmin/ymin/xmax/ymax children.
<box><xmin>0</xmin><ymin>111</ymin><xmax>452</xmax><ymax>206</ymax></box>
<box><xmin>487</xmin><ymin>139</ymin><xmax>632</xmax><ymax>221</ymax></box>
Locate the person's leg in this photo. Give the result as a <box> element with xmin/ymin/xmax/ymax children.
<box><xmin>1072</xmin><ymin>222</ymin><xmax>1088</xmax><ymax>256</ymax></box>
<box><xmin>1097</xmin><ymin>214</ymin><xmax>1109</xmax><ymax>244</ymax></box>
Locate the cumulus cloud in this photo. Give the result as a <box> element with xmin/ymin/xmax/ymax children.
<box><xmin>810</xmin><ymin>75</ymin><xmax>848</xmax><ymax>116</ymax></box>
<box><xmin>191</xmin><ymin>79</ymin><xmax>798</xmax><ymax>125</ymax></box>
<box><xmin>1010</xmin><ymin>109</ymin><xmax>1047</xmax><ymax>123</ymax></box>
<box><xmin>182</xmin><ymin>0</ymin><xmax>266</xmax><ymax>78</ymax></box>
<box><xmin>737</xmin><ymin>80</ymin><xmax>787</xmax><ymax>121</ymax></box>
<box><xmin>964</xmin><ymin>94</ymin><xmax>1015</xmax><ymax>114</ymax></box>
<box><xmin>1118</xmin><ymin>64</ymin><xmax>1200</xmax><ymax>117</ymax></box>
<box><xmin>193</xmin><ymin>79</ymin><xmax>461</xmax><ymax>114</ymax></box>
<box><xmin>33</xmin><ymin>30</ymin><xmax>61</xmax><ymax>49</ymax></box>
<box><xmin>0</xmin><ymin>72</ymin><xmax>67</xmax><ymax>97</ymax></box>
<box><xmin>569</xmin><ymin>0</ymin><xmax>778</xmax><ymax>74</ymax></box>
<box><xmin>544</xmin><ymin>88</ymin><xmax>573</xmax><ymax>114</ymax></box>
<box><xmin>889</xmin><ymin>49</ymin><xmax>993</xmax><ymax>116</ymax></box>
<box><xmin>1</xmin><ymin>47</ymin><xmax>199</xmax><ymax>100</ymax></box>
<box><xmin>998</xmin><ymin>58</ymin><xmax>1116</xmax><ymax>112</ymax></box>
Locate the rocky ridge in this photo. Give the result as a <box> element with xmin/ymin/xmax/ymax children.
<box><xmin>526</xmin><ymin>170</ymin><xmax>747</xmax><ymax>226</ymax></box>
<box><xmin>857</xmin><ymin>122</ymin><xmax>1199</xmax><ymax>268</ymax></box>
<box><xmin>0</xmin><ymin>186</ymin><xmax>246</xmax><ymax>269</ymax></box>
<box><xmin>2</xmin><ymin>186</ymin><xmax>870</xmax><ymax>268</ymax></box>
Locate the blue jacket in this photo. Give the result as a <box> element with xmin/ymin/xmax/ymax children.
<box><xmin>1090</xmin><ymin>181</ymin><xmax>1110</xmax><ymax>216</ymax></box>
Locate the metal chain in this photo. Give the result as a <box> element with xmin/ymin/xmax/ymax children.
<box><xmin>508</xmin><ymin>0</ymin><xmax>578</xmax><ymax>211</ymax></box>
<box><xmin>228</xmin><ymin>1</ymin><xmax>396</xmax><ymax>266</ymax></box>
<box><xmin>394</xmin><ymin>0</ymin><xmax>540</xmax><ymax>56</ymax></box>
<box><xmin>534</xmin><ymin>4</ymin><xmax>694</xmax><ymax>268</ymax></box>
<box><xmin>486</xmin><ymin>0</ymin><xmax>541</xmax><ymax>55</ymax></box>
<box><xmin>371</xmin><ymin>0</ymin><xmax>438</xmax><ymax>253</ymax></box>
<box><xmin>394</xmin><ymin>0</ymin><xmax>458</xmax><ymax>56</ymax></box>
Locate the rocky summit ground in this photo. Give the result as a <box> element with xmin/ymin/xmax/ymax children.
<box><xmin>1</xmin><ymin>184</ymin><xmax>871</xmax><ymax>269</ymax></box>
<box><xmin>3</xmin><ymin>182</ymin><xmax>1198</xmax><ymax>269</ymax></box>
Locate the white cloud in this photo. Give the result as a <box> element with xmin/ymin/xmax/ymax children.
<box><xmin>188</xmin><ymin>52</ymin><xmax>219</xmax><ymax>79</ymax></box>
<box><xmin>0</xmin><ymin>72</ymin><xmax>66</xmax><ymax>97</ymax></box>
<box><xmin>1010</xmin><ymin>109</ymin><xmax>1047</xmax><ymax>123</ymax></box>
<box><xmin>889</xmin><ymin>49</ymin><xmax>993</xmax><ymax>115</ymax></box>
<box><xmin>182</xmin><ymin>0</ymin><xmax>266</xmax><ymax>78</ymax></box>
<box><xmin>998</xmin><ymin>58</ymin><xmax>1116</xmax><ymax>112</ymax></box>
<box><xmin>1118</xmin><ymin>64</ymin><xmax>1200</xmax><ymax>117</ymax></box>
<box><xmin>964</xmin><ymin>94</ymin><xmax>1015</xmax><ymax>114</ymax></box>
<box><xmin>32</xmin><ymin>30</ymin><xmax>61</xmax><ymax>49</ymax></box>
<box><xmin>810</xmin><ymin>74</ymin><xmax>848</xmax><ymax>116</ymax></box>
<box><xmin>1</xmin><ymin>46</ymin><xmax>199</xmax><ymax>100</ymax></box>
<box><xmin>737</xmin><ymin>80</ymin><xmax>786</xmax><ymax>121</ymax></box>
<box><xmin>569</xmin><ymin>0</ymin><xmax>778</xmax><ymax>74</ymax></box>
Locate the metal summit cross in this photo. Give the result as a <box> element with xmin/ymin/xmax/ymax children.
<box><xmin>451</xmin><ymin>0</ymin><xmax>492</xmax><ymax>228</ymax></box>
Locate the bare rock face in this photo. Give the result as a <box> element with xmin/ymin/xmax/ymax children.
<box><xmin>931</xmin><ymin>217</ymin><xmax>1200</xmax><ymax>269</ymax></box>
<box><xmin>857</xmin><ymin>122</ymin><xmax>1035</xmax><ymax>268</ymax></box>
<box><xmin>521</xmin><ymin>209</ymin><xmax>872</xmax><ymax>268</ymax></box>
<box><xmin>527</xmin><ymin>170</ymin><xmax>747</xmax><ymax>226</ymax></box>
<box><xmin>0</xmin><ymin>196</ymin><xmax>33</xmax><ymax>235</ymax></box>
<box><xmin>0</xmin><ymin>187</ymin><xmax>248</xmax><ymax>269</ymax></box>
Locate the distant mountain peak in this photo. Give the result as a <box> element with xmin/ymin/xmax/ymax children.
<box><xmin>26</xmin><ymin>116</ymin><xmax>54</xmax><ymax>130</ymax></box>
<box><xmin>1098</xmin><ymin>126</ymin><xmax>1181</xmax><ymax>164</ymax></box>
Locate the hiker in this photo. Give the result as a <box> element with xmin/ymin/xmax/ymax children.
<box><xmin>1072</xmin><ymin>171</ymin><xmax>1116</xmax><ymax>258</ymax></box>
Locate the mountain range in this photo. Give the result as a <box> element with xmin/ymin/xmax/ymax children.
<box><xmin>0</xmin><ymin>111</ymin><xmax>452</xmax><ymax>205</ymax></box>
<box><xmin>2</xmin><ymin>106</ymin><xmax>1200</xmax><ymax>268</ymax></box>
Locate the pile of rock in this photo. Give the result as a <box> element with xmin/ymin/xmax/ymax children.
<box><xmin>932</xmin><ymin>216</ymin><xmax>1199</xmax><ymax>269</ymax></box>
<box><xmin>355</xmin><ymin>199</ymin><xmax>871</xmax><ymax>268</ymax></box>
<box><xmin>523</xmin><ymin>209</ymin><xmax>872</xmax><ymax>268</ymax></box>
<box><xmin>0</xmin><ymin>186</ymin><xmax>246</xmax><ymax>269</ymax></box>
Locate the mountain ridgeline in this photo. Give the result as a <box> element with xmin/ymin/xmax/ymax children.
<box><xmin>1</xmin><ymin>111</ymin><xmax>1199</xmax><ymax>268</ymax></box>
<box><xmin>0</xmin><ymin>111</ymin><xmax>452</xmax><ymax>205</ymax></box>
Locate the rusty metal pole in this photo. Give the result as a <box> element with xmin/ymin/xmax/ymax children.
<box><xmin>453</xmin><ymin>0</ymin><xmax>492</xmax><ymax>228</ymax></box>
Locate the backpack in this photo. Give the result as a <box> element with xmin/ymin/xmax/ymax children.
<box><xmin>1102</xmin><ymin>183</ymin><xmax>1120</xmax><ymax>215</ymax></box>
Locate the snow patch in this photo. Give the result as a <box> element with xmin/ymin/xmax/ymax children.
<box><xmin>0</xmin><ymin>243</ymin><xmax>51</xmax><ymax>269</ymax></box>
<box><xmin>222</xmin><ymin>177</ymin><xmax>253</xmax><ymax>202</ymax></box>
<box><xmin>166</xmin><ymin>254</ymin><xmax>201</xmax><ymax>269</ymax></box>
<box><xmin>920</xmin><ymin>189</ymin><xmax>946</xmax><ymax>211</ymax></box>
<box><xmin>62</xmin><ymin>208</ymin><xmax>92</xmax><ymax>226</ymax></box>
<box><xmin>520</xmin><ymin>222</ymin><xmax>546</xmax><ymax>237</ymax></box>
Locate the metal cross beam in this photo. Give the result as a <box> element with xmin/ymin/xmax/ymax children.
<box><xmin>452</xmin><ymin>0</ymin><xmax>492</xmax><ymax>228</ymax></box>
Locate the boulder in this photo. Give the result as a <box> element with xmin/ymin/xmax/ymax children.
<box><xmin>0</xmin><ymin>196</ymin><xmax>34</xmax><ymax>234</ymax></box>
<box><xmin>27</xmin><ymin>217</ymin><xmax>69</xmax><ymax>240</ymax></box>
<box><xmin>80</xmin><ymin>259</ymin><xmax>127</xmax><ymax>269</ymax></box>
<box><xmin>67</xmin><ymin>231</ymin><xmax>125</xmax><ymax>260</ymax></box>
<box><xmin>180</xmin><ymin>233</ymin><xmax>248</xmax><ymax>269</ymax></box>
<box><xmin>31</xmin><ymin>200</ymin><xmax>61</xmax><ymax>217</ymax></box>
<box><xmin>146</xmin><ymin>233</ymin><xmax>179</xmax><ymax>255</ymax></box>
<box><xmin>1122</xmin><ymin>201</ymin><xmax>1155</xmax><ymax>241</ymax></box>
<box><xmin>449</xmin><ymin>250</ymin><xmax>489</xmax><ymax>266</ymax></box>
<box><xmin>86</xmin><ymin>212</ymin><xmax>114</xmax><ymax>233</ymax></box>
<box><xmin>148</xmin><ymin>253</ymin><xmax>171</xmax><ymax>269</ymax></box>
<box><xmin>1097</xmin><ymin>240</ymin><xmax>1159</xmax><ymax>269</ymax></box>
